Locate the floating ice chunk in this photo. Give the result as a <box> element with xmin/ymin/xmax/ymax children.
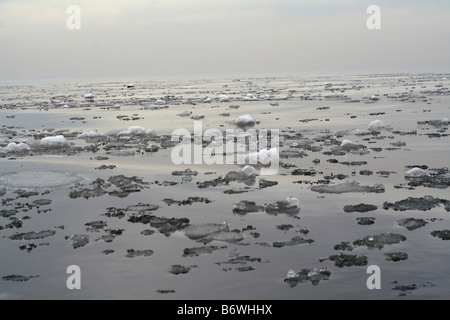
<box><xmin>191</xmin><ymin>114</ymin><xmax>205</xmax><ymax>120</ymax></box>
<box><xmin>442</xmin><ymin>118</ymin><xmax>449</xmax><ymax>124</ymax></box>
<box><xmin>226</xmin><ymin>165</ymin><xmax>257</xmax><ymax>182</ymax></box>
<box><xmin>406</xmin><ymin>167</ymin><xmax>426</xmax><ymax>177</ymax></box>
<box><xmin>62</xmin><ymin>104</ymin><xmax>71</xmax><ymax>108</ymax></box>
<box><xmin>211</xmin><ymin>231</ymin><xmax>243</xmax><ymax>243</ymax></box>
<box><xmin>154</xmin><ymin>99</ymin><xmax>166</xmax><ymax>105</ymax></box>
<box><xmin>285</xmin><ymin>196</ymin><xmax>300</xmax><ymax>208</ymax></box>
<box><xmin>243</xmin><ymin>93</ymin><xmax>257</xmax><ymax>101</ymax></box>
<box><xmin>204</xmin><ymin>97</ymin><xmax>212</xmax><ymax>103</ymax></box>
<box><xmin>77</xmin><ymin>130</ymin><xmax>106</xmax><ymax>139</ymax></box>
<box><xmin>238</xmin><ymin>165</ymin><xmax>257</xmax><ymax>177</ymax></box>
<box><xmin>286</xmin><ymin>269</ymin><xmax>297</xmax><ymax>278</ymax></box>
<box><xmin>40</xmin><ymin>135</ymin><xmax>69</xmax><ymax>148</ymax></box>
<box><xmin>324</xmin><ymin>91</ymin><xmax>344</xmax><ymax>98</ymax></box>
<box><xmin>0</xmin><ymin>171</ymin><xmax>84</xmax><ymax>189</ymax></box>
<box><xmin>84</xmin><ymin>93</ymin><xmax>94</xmax><ymax>101</ymax></box>
<box><xmin>368</xmin><ymin>120</ymin><xmax>384</xmax><ymax>131</ymax></box>
<box><xmin>340</xmin><ymin>139</ymin><xmax>353</xmax><ymax>146</ymax></box>
<box><xmin>146</xmin><ymin>129</ymin><xmax>156</xmax><ymax>136</ymax></box>
<box><xmin>235</xmin><ymin>114</ymin><xmax>256</xmax><ymax>128</ymax></box>
<box><xmin>352</xmin><ymin>129</ymin><xmax>364</xmax><ymax>135</ymax></box>
<box><xmin>127</xmin><ymin>83</ymin><xmax>134</xmax><ymax>88</ymax></box>
<box><xmin>219</xmin><ymin>94</ymin><xmax>230</xmax><ymax>102</ymax></box>
<box><xmin>265</xmin><ymin>197</ymin><xmax>300</xmax><ymax>215</ymax></box>
<box><xmin>311</xmin><ymin>181</ymin><xmax>385</xmax><ymax>194</ymax></box>
<box><xmin>184</xmin><ymin>222</ymin><xmax>229</xmax><ymax>240</ymax></box>
<box><xmin>118</xmin><ymin>126</ymin><xmax>148</xmax><ymax>136</ymax></box>
<box><xmin>2</xmin><ymin>142</ymin><xmax>30</xmax><ymax>153</ymax></box>
<box><xmin>177</xmin><ymin>111</ymin><xmax>192</xmax><ymax>117</ymax></box>
<box><xmin>370</xmin><ymin>95</ymin><xmax>379</xmax><ymax>101</ymax></box>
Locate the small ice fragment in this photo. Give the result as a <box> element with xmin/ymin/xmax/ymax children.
<box><xmin>370</xmin><ymin>95</ymin><xmax>379</xmax><ymax>101</ymax></box>
<box><xmin>40</xmin><ymin>135</ymin><xmax>69</xmax><ymax>148</ymax></box>
<box><xmin>219</xmin><ymin>95</ymin><xmax>230</xmax><ymax>102</ymax></box>
<box><xmin>191</xmin><ymin>114</ymin><xmax>205</xmax><ymax>120</ymax></box>
<box><xmin>286</xmin><ymin>269</ymin><xmax>297</xmax><ymax>278</ymax></box>
<box><xmin>77</xmin><ymin>130</ymin><xmax>106</xmax><ymax>139</ymax></box>
<box><xmin>340</xmin><ymin>139</ymin><xmax>353</xmax><ymax>146</ymax></box>
<box><xmin>368</xmin><ymin>120</ymin><xmax>384</xmax><ymax>131</ymax></box>
<box><xmin>235</xmin><ymin>114</ymin><xmax>255</xmax><ymax>127</ymax></box>
<box><xmin>118</xmin><ymin>126</ymin><xmax>148</xmax><ymax>136</ymax></box>
<box><xmin>238</xmin><ymin>165</ymin><xmax>257</xmax><ymax>177</ymax></box>
<box><xmin>127</xmin><ymin>83</ymin><xmax>134</xmax><ymax>88</ymax></box>
<box><xmin>177</xmin><ymin>111</ymin><xmax>192</xmax><ymax>117</ymax></box>
<box><xmin>442</xmin><ymin>118</ymin><xmax>449</xmax><ymax>124</ymax></box>
<box><xmin>2</xmin><ymin>142</ymin><xmax>30</xmax><ymax>152</ymax></box>
<box><xmin>406</xmin><ymin>167</ymin><xmax>425</xmax><ymax>177</ymax></box>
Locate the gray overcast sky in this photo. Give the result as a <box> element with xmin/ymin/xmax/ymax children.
<box><xmin>0</xmin><ymin>0</ymin><xmax>449</xmax><ymax>81</ymax></box>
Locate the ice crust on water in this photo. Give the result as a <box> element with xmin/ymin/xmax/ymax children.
<box><xmin>311</xmin><ymin>181</ymin><xmax>385</xmax><ymax>194</ymax></box>
<box><xmin>40</xmin><ymin>135</ymin><xmax>69</xmax><ymax>148</ymax></box>
<box><xmin>0</xmin><ymin>171</ymin><xmax>84</xmax><ymax>189</ymax></box>
<box><xmin>368</xmin><ymin>120</ymin><xmax>384</xmax><ymax>131</ymax></box>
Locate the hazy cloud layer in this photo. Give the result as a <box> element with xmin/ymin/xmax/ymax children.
<box><xmin>0</xmin><ymin>0</ymin><xmax>449</xmax><ymax>81</ymax></box>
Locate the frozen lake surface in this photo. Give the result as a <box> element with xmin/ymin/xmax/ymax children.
<box><xmin>0</xmin><ymin>73</ymin><xmax>449</xmax><ymax>299</ymax></box>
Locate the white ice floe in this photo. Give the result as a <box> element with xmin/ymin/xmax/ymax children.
<box><xmin>204</xmin><ymin>97</ymin><xmax>212</xmax><ymax>103</ymax></box>
<box><xmin>369</xmin><ymin>95</ymin><xmax>379</xmax><ymax>101</ymax></box>
<box><xmin>243</xmin><ymin>93</ymin><xmax>257</xmax><ymax>101</ymax></box>
<box><xmin>0</xmin><ymin>171</ymin><xmax>84</xmax><ymax>189</ymax></box>
<box><xmin>1</xmin><ymin>142</ymin><xmax>30</xmax><ymax>153</ymax></box>
<box><xmin>324</xmin><ymin>91</ymin><xmax>344</xmax><ymax>98</ymax></box>
<box><xmin>127</xmin><ymin>83</ymin><xmax>134</xmax><ymax>88</ymax></box>
<box><xmin>219</xmin><ymin>94</ymin><xmax>231</xmax><ymax>102</ymax></box>
<box><xmin>154</xmin><ymin>99</ymin><xmax>166</xmax><ymax>105</ymax></box>
<box><xmin>368</xmin><ymin>119</ymin><xmax>384</xmax><ymax>131</ymax></box>
<box><xmin>237</xmin><ymin>165</ymin><xmax>257</xmax><ymax>177</ymax></box>
<box><xmin>442</xmin><ymin>118</ymin><xmax>449</xmax><ymax>124</ymax></box>
<box><xmin>40</xmin><ymin>135</ymin><xmax>69</xmax><ymax>148</ymax></box>
<box><xmin>340</xmin><ymin>139</ymin><xmax>353</xmax><ymax>146</ymax></box>
<box><xmin>84</xmin><ymin>93</ymin><xmax>94</xmax><ymax>100</ymax></box>
<box><xmin>235</xmin><ymin>114</ymin><xmax>255</xmax><ymax>127</ymax></box>
<box><xmin>77</xmin><ymin>130</ymin><xmax>106</xmax><ymax>139</ymax></box>
<box><xmin>352</xmin><ymin>129</ymin><xmax>365</xmax><ymax>135</ymax></box>
<box><xmin>286</xmin><ymin>269</ymin><xmax>297</xmax><ymax>278</ymax></box>
<box><xmin>117</xmin><ymin>126</ymin><xmax>154</xmax><ymax>136</ymax></box>
<box><xmin>184</xmin><ymin>222</ymin><xmax>229</xmax><ymax>240</ymax></box>
<box><xmin>285</xmin><ymin>196</ymin><xmax>300</xmax><ymax>208</ymax></box>
<box><xmin>406</xmin><ymin>167</ymin><xmax>426</xmax><ymax>177</ymax></box>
